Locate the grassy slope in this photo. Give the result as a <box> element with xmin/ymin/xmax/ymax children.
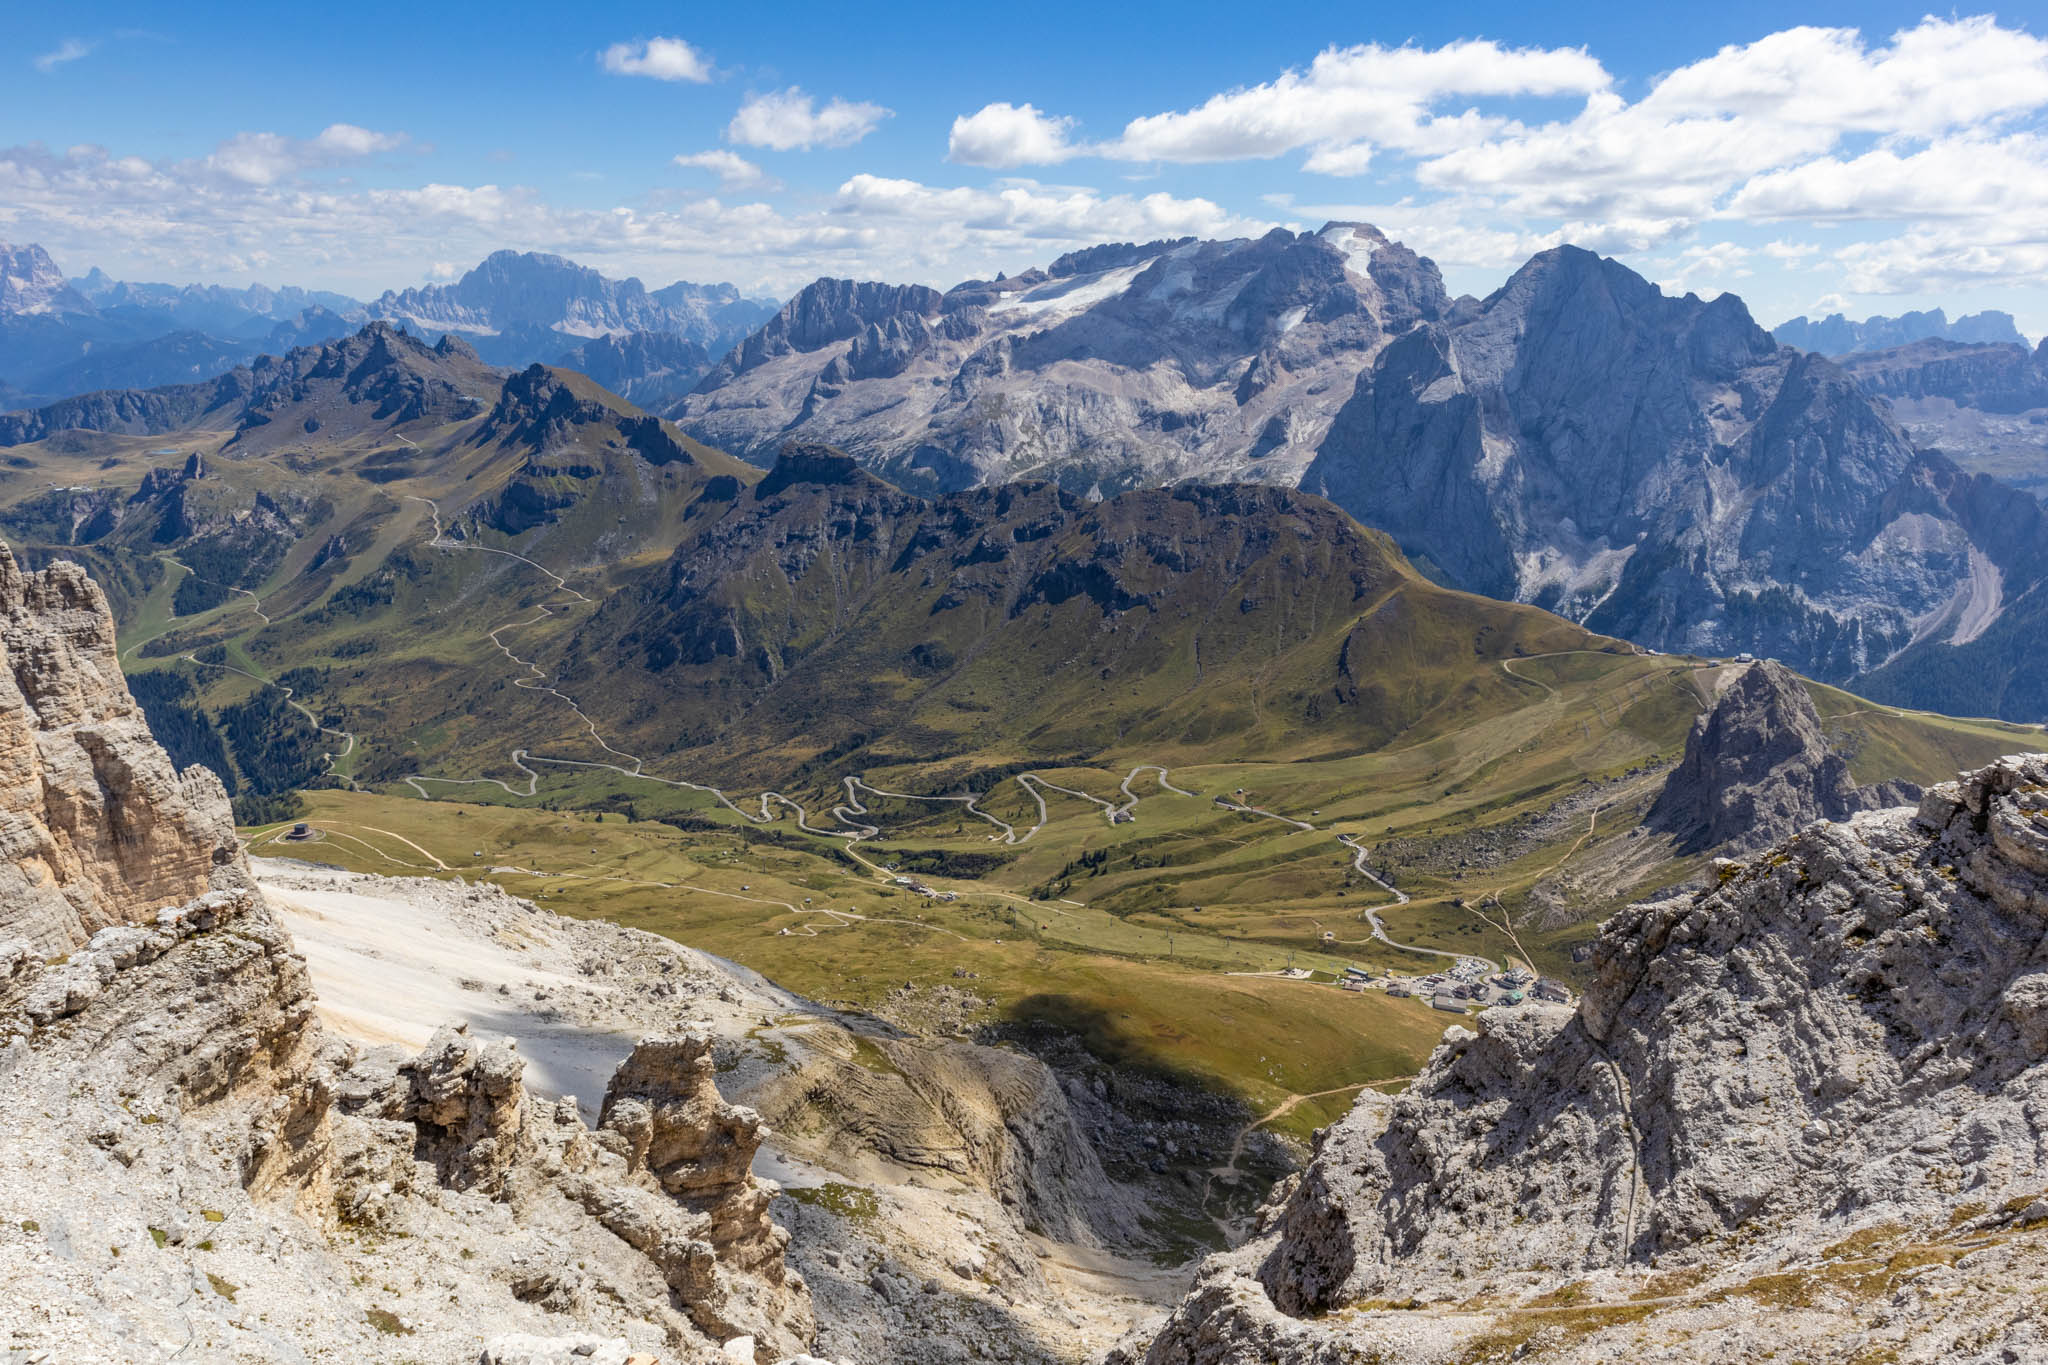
<box><xmin>9</xmin><ymin>365</ymin><xmax>2041</xmax><ymax>1113</ymax></box>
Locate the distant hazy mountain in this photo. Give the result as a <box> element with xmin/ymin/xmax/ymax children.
<box><xmin>70</xmin><ymin>266</ymin><xmax>362</xmax><ymax>333</ymax></box>
<box><xmin>364</xmin><ymin>250</ymin><xmax>778</xmax><ymax>370</ymax></box>
<box><xmin>553</xmin><ymin>329</ymin><xmax>714</xmax><ymax>410</ymax></box>
<box><xmin>676</xmin><ymin>224</ymin><xmax>1450</xmax><ymax>493</ymax></box>
<box><xmin>1774</xmin><ymin>307</ymin><xmax>2028</xmax><ymax>354</ymax></box>
<box><xmin>23</xmin><ymin>330</ymin><xmax>258</xmax><ymax>401</ymax></box>
<box><xmin>0</xmin><ymin>244</ymin><xmax>367</xmax><ymax>408</ymax></box>
<box><xmin>0</xmin><ymin>244</ymin><xmax>772</xmax><ymax>413</ymax></box>
<box><xmin>1833</xmin><ymin>336</ymin><xmax>2048</xmax><ymax>499</ymax></box>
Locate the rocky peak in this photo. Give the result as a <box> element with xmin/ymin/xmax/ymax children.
<box><xmin>1123</xmin><ymin>750</ymin><xmax>2048</xmax><ymax>1363</ymax></box>
<box><xmin>755</xmin><ymin>441</ymin><xmax>869</xmax><ymax>497</ymax></box>
<box><xmin>725</xmin><ymin>279</ymin><xmax>945</xmax><ymax>378</ymax></box>
<box><xmin>433</xmin><ymin>331</ymin><xmax>481</xmax><ymax>362</ymax></box>
<box><xmin>1646</xmin><ymin>660</ymin><xmax>1920</xmax><ymax>853</ymax></box>
<box><xmin>478</xmin><ymin>363</ymin><xmax>616</xmax><ymax>449</ymax></box>
<box><xmin>1046</xmin><ymin>238</ymin><xmax>1194</xmax><ymax>279</ymax></box>
<box><xmin>0</xmin><ymin>546</ymin><xmax>820</xmax><ymax>1361</ymax></box>
<box><xmin>364</xmin><ymin>252</ymin><xmax>775</xmax><ymax>359</ymax></box>
<box><xmin>0</xmin><ymin>241</ymin><xmax>93</xmax><ymax>317</ymax></box>
<box><xmin>230</xmin><ymin>322</ymin><xmax>501</xmax><ymax>440</ymax></box>
<box><xmin>0</xmin><ymin>541</ymin><xmax>241</xmax><ymax>950</ymax></box>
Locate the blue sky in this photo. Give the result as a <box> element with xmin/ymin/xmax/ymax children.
<box><xmin>6</xmin><ymin>1</ymin><xmax>2048</xmax><ymax>334</ymax></box>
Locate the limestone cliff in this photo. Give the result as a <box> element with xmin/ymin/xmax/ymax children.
<box><xmin>0</xmin><ymin>547</ymin><xmax>816</xmax><ymax>1362</ymax></box>
<box><xmin>0</xmin><ymin>540</ymin><xmax>241</xmax><ymax>950</ymax></box>
<box><xmin>1645</xmin><ymin>659</ymin><xmax>1919</xmax><ymax>854</ymax></box>
<box><xmin>1118</xmin><ymin>754</ymin><xmax>2048</xmax><ymax>1364</ymax></box>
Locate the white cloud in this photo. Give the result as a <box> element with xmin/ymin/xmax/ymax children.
<box><xmin>1836</xmin><ymin>222</ymin><xmax>2048</xmax><ymax>296</ymax></box>
<box><xmin>831</xmin><ymin>174</ymin><xmax>1264</xmax><ymax>246</ymax></box>
<box><xmin>0</xmin><ymin>141</ymin><xmax>1269</xmax><ymax>300</ymax></box>
<box><xmin>946</xmin><ymin>15</ymin><xmax>2048</xmax><ymax>303</ymax></box>
<box><xmin>1414</xmin><ymin>17</ymin><xmax>2048</xmax><ymax>227</ymax></box>
<box><xmin>1654</xmin><ymin>241</ymin><xmax>1754</xmax><ymax>295</ymax></box>
<box><xmin>961</xmin><ymin>39</ymin><xmax>1608</xmax><ymax>174</ymax></box>
<box><xmin>1640</xmin><ymin>18</ymin><xmax>2048</xmax><ymax>138</ymax></box>
<box><xmin>728</xmin><ymin>88</ymin><xmax>890</xmax><ymax>151</ymax></box>
<box><xmin>948</xmin><ymin>103</ymin><xmax>1082</xmax><ymax>167</ymax></box>
<box><xmin>1727</xmin><ymin>134</ymin><xmax>2048</xmax><ymax>223</ymax></box>
<box><xmin>425</xmin><ymin>261</ymin><xmax>461</xmax><ymax>281</ymax></box>
<box><xmin>674</xmin><ymin>149</ymin><xmax>775</xmax><ymax>191</ymax></box>
<box><xmin>33</xmin><ymin>38</ymin><xmax>92</xmax><ymax>73</ymax></box>
<box><xmin>1761</xmin><ymin>239</ymin><xmax>1819</xmax><ymax>262</ymax></box>
<box><xmin>201</xmin><ymin>124</ymin><xmax>410</xmax><ymax>186</ymax></box>
<box><xmin>312</xmin><ymin>123</ymin><xmax>406</xmax><ymax>158</ymax></box>
<box><xmin>599</xmin><ymin>36</ymin><xmax>712</xmax><ymax>83</ymax></box>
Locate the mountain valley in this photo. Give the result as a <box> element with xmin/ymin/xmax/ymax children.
<box><xmin>12</xmin><ymin>12</ymin><xmax>2048</xmax><ymax>1364</ymax></box>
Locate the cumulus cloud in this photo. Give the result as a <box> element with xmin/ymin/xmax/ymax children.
<box><xmin>674</xmin><ymin>149</ymin><xmax>775</xmax><ymax>191</ymax></box>
<box><xmin>599</xmin><ymin>37</ymin><xmax>712</xmax><ymax>83</ymax></box>
<box><xmin>0</xmin><ymin>140</ymin><xmax>1267</xmax><ymax>299</ymax></box>
<box><xmin>942</xmin><ymin>17</ymin><xmax>2048</xmax><ymax>289</ymax></box>
<box><xmin>1727</xmin><ymin>134</ymin><xmax>2048</xmax><ymax>222</ymax></box>
<box><xmin>832</xmin><ymin>174</ymin><xmax>1263</xmax><ymax>246</ymax></box>
<box><xmin>1106</xmin><ymin>39</ymin><xmax>1607</xmax><ymax>171</ymax></box>
<box><xmin>33</xmin><ymin>39</ymin><xmax>93</xmax><ymax>73</ymax></box>
<box><xmin>200</xmin><ymin>124</ymin><xmax>410</xmax><ymax>185</ymax></box>
<box><xmin>948</xmin><ymin>103</ymin><xmax>1082</xmax><ymax>167</ymax></box>
<box><xmin>1654</xmin><ymin>242</ymin><xmax>1755</xmax><ymax>295</ymax></box>
<box><xmin>728</xmin><ymin>89</ymin><xmax>890</xmax><ymax>151</ymax></box>
<box><xmin>951</xmin><ymin>39</ymin><xmax>1608</xmax><ymax>176</ymax></box>
<box><xmin>1413</xmin><ymin>17</ymin><xmax>2048</xmax><ymax>230</ymax></box>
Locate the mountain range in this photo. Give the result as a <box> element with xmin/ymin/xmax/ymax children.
<box><xmin>676</xmin><ymin>225</ymin><xmax>1441</xmax><ymax>493</ymax></box>
<box><xmin>1772</xmin><ymin>306</ymin><xmax>2030</xmax><ymax>354</ymax></box>
<box><xmin>0</xmin><ymin>243</ymin><xmax>775</xmax><ymax>413</ymax></box>
<box><xmin>7</xmin><ymin>220</ymin><xmax>2048</xmax><ymax>719</ymax></box>
<box><xmin>669</xmin><ymin>225</ymin><xmax>2048</xmax><ymax>713</ymax></box>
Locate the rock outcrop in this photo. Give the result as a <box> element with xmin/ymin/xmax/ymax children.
<box><xmin>1119</xmin><ymin>753</ymin><xmax>2048</xmax><ymax>1364</ymax></box>
<box><xmin>746</xmin><ymin>1029</ymin><xmax>1145</xmax><ymax>1248</ymax></box>
<box><xmin>0</xmin><ymin>541</ymin><xmax>241</xmax><ymax>949</ymax></box>
<box><xmin>1645</xmin><ymin>660</ymin><xmax>1919</xmax><ymax>853</ymax></box>
<box><xmin>0</xmin><ymin>547</ymin><xmax>817</xmax><ymax>1362</ymax></box>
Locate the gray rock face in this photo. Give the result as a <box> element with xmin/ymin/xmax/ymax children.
<box><xmin>674</xmin><ymin>225</ymin><xmax>1446</xmax><ymax>493</ymax></box>
<box><xmin>556</xmin><ymin>329</ymin><xmax>715</xmax><ymax>409</ymax></box>
<box><xmin>1122</xmin><ymin>752</ymin><xmax>2048</xmax><ymax>1364</ymax></box>
<box><xmin>1835</xmin><ymin>337</ymin><xmax>2048</xmax><ymax>505</ymax></box>
<box><xmin>1645</xmin><ymin>660</ymin><xmax>1919</xmax><ymax>854</ymax></box>
<box><xmin>1300</xmin><ymin>246</ymin><xmax>1998</xmax><ymax>682</ymax></box>
<box><xmin>1840</xmin><ymin>337</ymin><xmax>2048</xmax><ymax>416</ymax></box>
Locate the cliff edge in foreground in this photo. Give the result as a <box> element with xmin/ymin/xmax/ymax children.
<box><xmin>0</xmin><ymin>541</ymin><xmax>814</xmax><ymax>1363</ymax></box>
<box><xmin>1118</xmin><ymin>754</ymin><xmax>2048</xmax><ymax>1363</ymax></box>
